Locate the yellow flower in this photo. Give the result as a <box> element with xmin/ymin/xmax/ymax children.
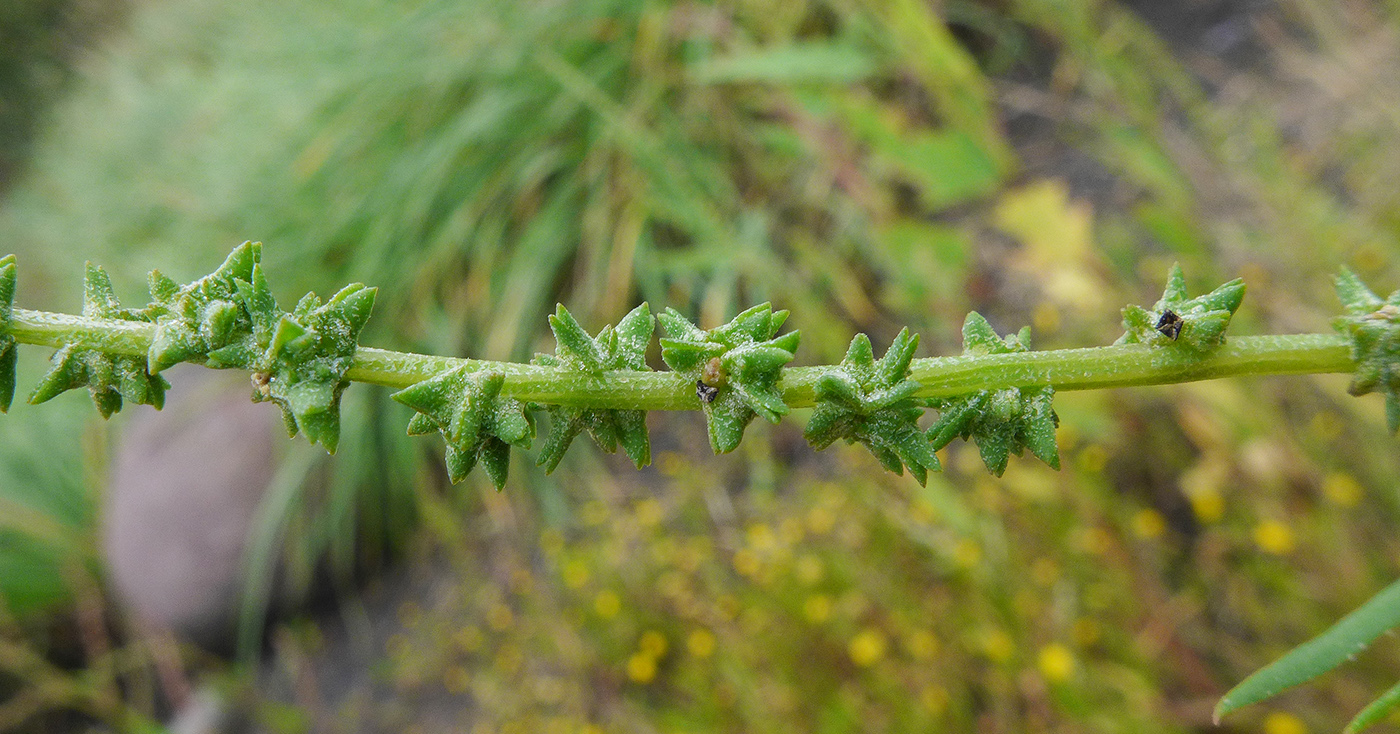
<box><xmin>1263</xmin><ymin>711</ymin><xmax>1307</xmax><ymax>734</ymax></box>
<box><xmin>397</xmin><ymin>601</ymin><xmax>423</xmax><ymax>628</ymax></box>
<box><xmin>803</xmin><ymin>594</ymin><xmax>832</xmax><ymax>624</ymax></box>
<box><xmin>1322</xmin><ymin>473</ymin><xmax>1362</xmax><ymax>507</ymax></box>
<box><xmin>538</xmin><ymin>528</ymin><xmax>564</xmax><ymax>556</ymax></box>
<box><xmin>807</xmin><ymin>506</ymin><xmax>836</xmax><ymax>535</ymax></box>
<box><xmin>1077</xmin><ymin>526</ymin><xmax>1112</xmax><ymax>555</ymax></box>
<box><xmin>795</xmin><ymin>554</ymin><xmax>824</xmax><ymax>585</ymax></box>
<box><xmin>626</xmin><ymin>653</ymin><xmax>657</xmax><ymax>684</ymax></box>
<box><xmin>1189</xmin><ymin>492</ymin><xmax>1225</xmax><ymax>523</ymax></box>
<box><xmin>905</xmin><ymin>630</ymin><xmax>938</xmax><ymax>660</ymax></box>
<box><xmin>1037</xmin><ymin>643</ymin><xmax>1075</xmax><ymax>683</ymax></box>
<box><xmin>1254</xmin><ymin>520</ymin><xmax>1296</xmax><ymax>555</ymax></box>
<box><xmin>919</xmin><ymin>685</ymin><xmax>948</xmax><ymax>715</ymax></box>
<box><xmin>1030</xmin><ymin>557</ymin><xmax>1059</xmax><ymax>587</ymax></box>
<box><xmin>1131</xmin><ymin>508</ymin><xmax>1166</xmax><ymax>539</ymax></box>
<box><xmin>494</xmin><ymin>644</ymin><xmax>523</xmax><ymax>675</ymax></box>
<box><xmin>746</xmin><ymin>523</ymin><xmax>776</xmax><ymax>551</ymax></box>
<box><xmin>849</xmin><ymin>629</ymin><xmax>887</xmax><ymax>667</ymax></box>
<box><xmin>657</xmin><ymin>450</ymin><xmax>686</xmax><ymax>476</ymax></box>
<box><xmin>732</xmin><ymin>549</ymin><xmax>761</xmax><ymax>577</ymax></box>
<box><xmin>634</xmin><ymin>499</ymin><xmax>664</xmax><ymax>527</ymax></box>
<box><xmin>979</xmin><ymin>628</ymin><xmax>1014</xmax><ymax>663</ymax></box>
<box><xmin>779</xmin><ymin>517</ymin><xmax>805</xmax><ymax>545</ymax></box>
<box><xmin>582</xmin><ymin>500</ymin><xmax>609</xmax><ymax>526</ymax></box>
<box><xmin>639</xmin><ymin>630</ymin><xmax>668</xmax><ymax>657</ymax></box>
<box><xmin>594</xmin><ymin>590</ymin><xmax>621</xmax><ymax>618</ymax></box>
<box><xmin>1033</xmin><ymin>302</ymin><xmax>1061</xmax><ymax>334</ymax></box>
<box><xmin>687</xmin><ymin>629</ymin><xmax>716</xmax><ymax>658</ymax></box>
<box><xmin>562</xmin><ymin>559</ymin><xmax>590</xmax><ymax>589</ymax></box>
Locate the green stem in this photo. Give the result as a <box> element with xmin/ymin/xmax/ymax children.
<box><xmin>7</xmin><ymin>309</ymin><xmax>1354</xmax><ymax>411</ymax></box>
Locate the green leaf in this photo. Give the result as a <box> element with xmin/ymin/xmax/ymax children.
<box><xmin>0</xmin><ymin>254</ymin><xmax>16</xmax><ymax>412</ymax></box>
<box><xmin>658</xmin><ymin>339</ymin><xmax>725</xmax><ymax>372</ymax></box>
<box><xmin>961</xmin><ymin>312</ymin><xmax>1002</xmax><ymax>354</ymax></box>
<box><xmin>876</xmin><ymin>328</ymin><xmax>918</xmax><ymax>387</ymax></box>
<box><xmin>804</xmin><ymin>330</ymin><xmax>938</xmax><ymax>483</ymax></box>
<box><xmin>444</xmin><ymin>444</ymin><xmax>477</xmax><ymax>485</ymax></box>
<box><xmin>1161</xmin><ymin>263</ymin><xmax>1188</xmax><ymax>303</ymax></box>
<box><xmin>657</xmin><ymin>308</ymin><xmax>707</xmax><ymax>342</ymax></box>
<box><xmin>815</xmin><ymin>372</ymin><xmax>862</xmax><ymax>407</ymax></box>
<box><xmin>393</xmin><ymin>368</ymin><xmax>534</xmax><ymax>484</ymax></box>
<box><xmin>536</xmin><ymin>411</ymin><xmax>584</xmax><ymax>474</ymax></box>
<box><xmin>482</xmin><ymin>438</ymin><xmax>511</xmax><ymax>490</ymax></box>
<box><xmin>1337</xmin><ymin>267</ymin><xmax>1383</xmax><ymax>315</ymax></box>
<box><xmin>82</xmin><ymin>263</ymin><xmax>120</xmax><ymax>316</ymax></box>
<box><xmin>1332</xmin><ymin>270</ymin><xmax>1400</xmax><ymax>433</ymax></box>
<box><xmin>532</xmin><ymin>304</ymin><xmax>654</xmax><ymax>470</ymax></box>
<box><xmin>659</xmin><ymin>304</ymin><xmax>798</xmax><ymax>452</ymax></box>
<box><xmin>689</xmin><ymin>41</ymin><xmax>878</xmax><ymax>85</ymax></box>
<box><xmin>148</xmin><ymin>321</ymin><xmax>201</xmax><ymax>373</ymax></box>
<box><xmin>615</xmin><ymin>409</ymin><xmax>650</xmax><ymax>468</ymax></box>
<box><xmin>1023</xmin><ymin>391</ymin><xmax>1060</xmax><ymax>469</ymax></box>
<box><xmin>842</xmin><ymin>333</ymin><xmax>876</xmax><ymax>380</ymax></box>
<box><xmin>28</xmin><ymin>267</ymin><xmax>168</xmax><ymax>417</ymax></box>
<box><xmin>1119</xmin><ymin>264</ymin><xmax>1247</xmax><ymax>351</ymax></box>
<box><xmin>735</xmin><ymin>382</ymin><xmax>788</xmax><ymax>423</ymax></box>
<box><xmin>1215</xmin><ymin>577</ymin><xmax>1400</xmax><ymax>721</ymax></box>
<box><xmin>706</xmin><ymin>400</ymin><xmax>749</xmax><ymax>454</ymax></box>
<box><xmin>327</xmin><ymin>283</ymin><xmax>376</xmax><ymax>335</ymax></box>
<box><xmin>613</xmin><ymin>303</ymin><xmax>653</xmax><ymax>370</ymax></box>
<box><xmin>726</xmin><ymin>344</ymin><xmax>794</xmax><ymax>383</ymax></box>
<box><xmin>1345</xmin><ymin>679</ymin><xmax>1400</xmax><ymax>734</ymax></box>
<box><xmin>927</xmin><ymin>393</ymin><xmax>985</xmax><ymax>450</ymax></box>
<box><xmin>1197</xmin><ymin>278</ymin><xmax>1246</xmax><ymax>315</ymax></box>
<box><xmin>148</xmin><ymin>269</ymin><xmax>180</xmax><ymax>303</ymax></box>
<box><xmin>548</xmin><ymin>305</ymin><xmax>605</xmax><ymax>373</ymax></box>
<box><xmin>0</xmin><ymin>342</ymin><xmax>14</xmax><ymax>414</ymax></box>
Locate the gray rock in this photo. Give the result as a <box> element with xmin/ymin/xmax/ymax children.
<box><xmin>103</xmin><ymin>365</ymin><xmax>282</xmax><ymax>649</ymax></box>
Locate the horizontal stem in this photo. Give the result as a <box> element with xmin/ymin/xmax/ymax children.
<box><xmin>8</xmin><ymin>309</ymin><xmax>1355</xmax><ymax>411</ymax></box>
<box><xmin>348</xmin><ymin>334</ymin><xmax>1355</xmax><ymax>409</ymax></box>
<box><xmin>10</xmin><ymin>309</ymin><xmax>155</xmax><ymax>356</ymax></box>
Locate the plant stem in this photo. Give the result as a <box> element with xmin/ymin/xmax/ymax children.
<box><xmin>9</xmin><ymin>308</ymin><xmax>1354</xmax><ymax>410</ymax></box>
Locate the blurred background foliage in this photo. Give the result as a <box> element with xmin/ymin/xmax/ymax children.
<box><xmin>3</xmin><ymin>0</ymin><xmax>1400</xmax><ymax>731</ymax></box>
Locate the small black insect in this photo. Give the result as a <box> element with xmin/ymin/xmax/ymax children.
<box><xmin>1155</xmin><ymin>309</ymin><xmax>1184</xmax><ymax>340</ymax></box>
<box><xmin>696</xmin><ymin>380</ymin><xmax>719</xmax><ymax>404</ymax></box>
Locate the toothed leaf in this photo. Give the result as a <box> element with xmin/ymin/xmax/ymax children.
<box><xmin>1332</xmin><ymin>270</ymin><xmax>1400</xmax><ymax>434</ymax></box>
<box><xmin>805</xmin><ymin>331</ymin><xmax>939</xmax><ymax>481</ymax></box>
<box><xmin>876</xmin><ymin>329</ymin><xmax>918</xmax><ymax>387</ymax></box>
<box><xmin>706</xmin><ymin>400</ymin><xmax>750</xmax><ymax>454</ymax></box>
<box><xmin>1336</xmin><ymin>268</ymin><xmax>1384</xmax><ymax>315</ymax></box>
<box><xmin>549</xmin><ymin>305</ymin><xmax>606</xmax><ymax>373</ymax></box>
<box><xmin>961</xmin><ymin>312</ymin><xmax>1002</xmax><ymax>354</ymax></box>
<box><xmin>615</xmin><ymin>410</ymin><xmax>651</xmax><ymax>468</ymax></box>
<box><xmin>1122</xmin><ymin>264</ymin><xmax>1247</xmax><ymax>351</ymax></box>
<box><xmin>394</xmin><ymin>368</ymin><xmax>534</xmax><ymax>484</ymax></box>
<box><xmin>482</xmin><ymin>438</ymin><xmax>511</xmax><ymax>490</ymax></box>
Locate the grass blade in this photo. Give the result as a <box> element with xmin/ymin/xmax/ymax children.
<box><xmin>1346</xmin><ymin>679</ymin><xmax>1400</xmax><ymax>734</ymax></box>
<box><xmin>1216</xmin><ymin>577</ymin><xmax>1400</xmax><ymax>721</ymax></box>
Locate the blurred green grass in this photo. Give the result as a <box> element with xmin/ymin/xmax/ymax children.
<box><xmin>2</xmin><ymin>0</ymin><xmax>1400</xmax><ymax>730</ymax></box>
